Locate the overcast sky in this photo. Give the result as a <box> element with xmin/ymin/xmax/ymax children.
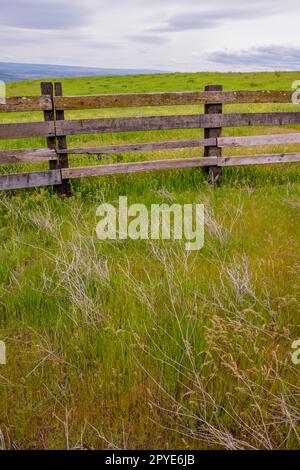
<box><xmin>1</xmin><ymin>0</ymin><xmax>300</xmax><ymax>71</ymax></box>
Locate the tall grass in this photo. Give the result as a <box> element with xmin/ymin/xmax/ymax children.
<box><xmin>0</xmin><ymin>71</ymin><xmax>300</xmax><ymax>449</ymax></box>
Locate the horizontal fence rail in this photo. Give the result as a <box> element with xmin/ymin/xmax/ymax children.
<box><xmin>59</xmin><ymin>133</ymin><xmax>300</xmax><ymax>155</ymax></box>
<box><xmin>0</xmin><ymin>170</ymin><xmax>62</xmax><ymax>190</ymax></box>
<box><xmin>0</xmin><ymin>148</ymin><xmax>57</xmax><ymax>164</ymax></box>
<box><xmin>53</xmin><ymin>112</ymin><xmax>300</xmax><ymax>137</ymax></box>
<box><xmin>2</xmin><ymin>91</ymin><xmax>294</xmax><ymax>114</ymax></box>
<box><xmin>62</xmin><ymin>156</ymin><xmax>218</xmax><ymax>179</ymax></box>
<box><xmin>0</xmin><ymin>121</ymin><xmax>55</xmax><ymax>140</ymax></box>
<box><xmin>2</xmin><ymin>113</ymin><xmax>300</xmax><ymax>140</ymax></box>
<box><xmin>218</xmin><ymin>133</ymin><xmax>300</xmax><ymax>147</ymax></box>
<box><xmin>2</xmin><ymin>152</ymin><xmax>300</xmax><ymax>190</ymax></box>
<box><xmin>61</xmin><ymin>153</ymin><xmax>300</xmax><ymax>180</ymax></box>
<box><xmin>54</xmin><ymin>90</ymin><xmax>294</xmax><ymax>110</ymax></box>
<box><xmin>0</xmin><ymin>82</ymin><xmax>300</xmax><ymax>192</ymax></box>
<box><xmin>219</xmin><ymin>153</ymin><xmax>300</xmax><ymax>166</ymax></box>
<box><xmin>0</xmin><ymin>95</ymin><xmax>53</xmax><ymax>113</ymax></box>
<box><xmin>59</xmin><ymin>138</ymin><xmax>217</xmax><ymax>155</ymax></box>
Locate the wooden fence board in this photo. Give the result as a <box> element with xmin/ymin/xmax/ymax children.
<box><xmin>62</xmin><ymin>152</ymin><xmax>300</xmax><ymax>181</ymax></box>
<box><xmin>0</xmin><ymin>169</ymin><xmax>62</xmax><ymax>190</ymax></box>
<box><xmin>219</xmin><ymin>153</ymin><xmax>300</xmax><ymax>166</ymax></box>
<box><xmin>55</xmin><ymin>112</ymin><xmax>300</xmax><ymax>136</ymax></box>
<box><xmin>0</xmin><ymin>121</ymin><xmax>55</xmax><ymax>139</ymax></box>
<box><xmin>0</xmin><ymin>148</ymin><xmax>57</xmax><ymax>164</ymax></box>
<box><xmin>54</xmin><ymin>90</ymin><xmax>293</xmax><ymax>110</ymax></box>
<box><xmin>218</xmin><ymin>133</ymin><xmax>300</xmax><ymax>147</ymax></box>
<box><xmin>2</xmin><ymin>151</ymin><xmax>299</xmax><ymax>189</ymax></box>
<box><xmin>59</xmin><ymin>138</ymin><xmax>217</xmax><ymax>155</ymax></box>
<box><xmin>62</xmin><ymin>156</ymin><xmax>218</xmax><ymax>179</ymax></box>
<box><xmin>0</xmin><ymin>95</ymin><xmax>53</xmax><ymax>113</ymax></box>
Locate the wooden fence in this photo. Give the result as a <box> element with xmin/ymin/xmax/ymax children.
<box><xmin>0</xmin><ymin>83</ymin><xmax>300</xmax><ymax>194</ymax></box>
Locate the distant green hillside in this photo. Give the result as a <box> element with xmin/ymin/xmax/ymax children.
<box><xmin>5</xmin><ymin>69</ymin><xmax>299</xmax><ymax>96</ymax></box>
<box><xmin>0</xmin><ymin>61</ymin><xmax>164</xmax><ymax>82</ymax></box>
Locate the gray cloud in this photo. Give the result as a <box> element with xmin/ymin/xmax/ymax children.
<box><xmin>1</xmin><ymin>0</ymin><xmax>300</xmax><ymax>72</ymax></box>
<box><xmin>0</xmin><ymin>0</ymin><xmax>88</xmax><ymax>29</ymax></box>
<box><xmin>149</xmin><ymin>4</ymin><xmax>282</xmax><ymax>33</ymax></box>
<box><xmin>128</xmin><ymin>34</ymin><xmax>169</xmax><ymax>45</ymax></box>
<box><xmin>0</xmin><ymin>26</ymin><xmax>118</xmax><ymax>49</ymax></box>
<box><xmin>208</xmin><ymin>46</ymin><xmax>300</xmax><ymax>70</ymax></box>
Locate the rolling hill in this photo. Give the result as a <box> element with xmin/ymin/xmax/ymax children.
<box><xmin>0</xmin><ymin>61</ymin><xmax>164</xmax><ymax>82</ymax></box>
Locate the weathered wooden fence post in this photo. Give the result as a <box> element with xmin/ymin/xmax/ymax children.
<box><xmin>54</xmin><ymin>82</ymin><xmax>71</xmax><ymax>196</ymax></box>
<box><xmin>40</xmin><ymin>82</ymin><xmax>57</xmax><ymax>174</ymax></box>
<box><xmin>40</xmin><ymin>81</ymin><xmax>71</xmax><ymax>196</ymax></box>
<box><xmin>204</xmin><ymin>84</ymin><xmax>223</xmax><ymax>183</ymax></box>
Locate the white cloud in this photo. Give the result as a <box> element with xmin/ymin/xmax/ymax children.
<box><xmin>208</xmin><ymin>46</ymin><xmax>300</xmax><ymax>71</ymax></box>
<box><xmin>1</xmin><ymin>0</ymin><xmax>300</xmax><ymax>71</ymax></box>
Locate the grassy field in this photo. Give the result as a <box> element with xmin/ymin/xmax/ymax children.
<box><xmin>0</xmin><ymin>71</ymin><xmax>300</xmax><ymax>450</ymax></box>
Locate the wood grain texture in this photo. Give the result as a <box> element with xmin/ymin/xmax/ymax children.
<box><xmin>218</xmin><ymin>153</ymin><xmax>300</xmax><ymax>166</ymax></box>
<box><xmin>54</xmin><ymin>90</ymin><xmax>293</xmax><ymax>110</ymax></box>
<box><xmin>0</xmin><ymin>95</ymin><xmax>52</xmax><ymax>113</ymax></box>
<box><xmin>54</xmin><ymin>82</ymin><xmax>71</xmax><ymax>196</ymax></box>
<box><xmin>0</xmin><ymin>121</ymin><xmax>55</xmax><ymax>139</ymax></box>
<box><xmin>55</xmin><ymin>115</ymin><xmax>204</xmax><ymax>135</ymax></box>
<box><xmin>1</xmin><ymin>113</ymin><xmax>299</xmax><ymax>141</ymax></box>
<box><xmin>0</xmin><ymin>148</ymin><xmax>57</xmax><ymax>164</ymax></box>
<box><xmin>218</xmin><ymin>133</ymin><xmax>300</xmax><ymax>147</ymax></box>
<box><xmin>59</xmin><ymin>138</ymin><xmax>217</xmax><ymax>155</ymax></box>
<box><xmin>55</xmin><ymin>112</ymin><xmax>300</xmax><ymax>136</ymax></box>
<box><xmin>204</xmin><ymin>85</ymin><xmax>222</xmax><ymax>182</ymax></box>
<box><xmin>61</xmin><ymin>151</ymin><xmax>300</xmax><ymax>181</ymax></box>
<box><xmin>0</xmin><ymin>169</ymin><xmax>62</xmax><ymax>190</ymax></box>
<box><xmin>62</xmin><ymin>157</ymin><xmax>218</xmax><ymax>179</ymax></box>
<box><xmin>2</xmin><ymin>151</ymin><xmax>297</xmax><ymax>191</ymax></box>
<box><xmin>41</xmin><ymin>82</ymin><xmax>57</xmax><ymax>174</ymax></box>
